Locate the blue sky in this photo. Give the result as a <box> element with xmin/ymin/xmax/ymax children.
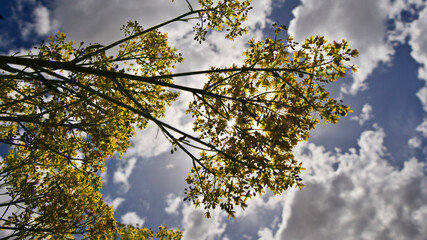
<box><xmin>1</xmin><ymin>0</ymin><xmax>427</xmax><ymax>239</ymax></box>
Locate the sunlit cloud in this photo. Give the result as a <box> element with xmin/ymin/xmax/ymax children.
<box><xmin>20</xmin><ymin>5</ymin><xmax>55</xmax><ymax>39</ymax></box>
<box><xmin>261</xmin><ymin>127</ymin><xmax>427</xmax><ymax>240</ymax></box>
<box><xmin>351</xmin><ymin>103</ymin><xmax>374</xmax><ymax>126</ymax></box>
<box><xmin>181</xmin><ymin>203</ymin><xmax>227</xmax><ymax>240</ymax></box>
<box><xmin>33</xmin><ymin>6</ymin><xmax>51</xmax><ymax>35</ymax></box>
<box><xmin>165</xmin><ymin>193</ymin><xmax>182</xmax><ymax>215</ymax></box>
<box><xmin>288</xmin><ymin>0</ymin><xmax>425</xmax><ymax>95</ymax></box>
<box><xmin>416</xmin><ymin>119</ymin><xmax>427</xmax><ymax>137</ymax></box>
<box><xmin>408</xmin><ymin>137</ymin><xmax>422</xmax><ymax>148</ymax></box>
<box><xmin>113</xmin><ymin>157</ymin><xmax>138</xmax><ymax>193</ymax></box>
<box><xmin>105</xmin><ymin>196</ymin><xmax>126</xmax><ymax>210</ymax></box>
<box><xmin>407</xmin><ymin>2</ymin><xmax>427</xmax><ymax>82</ymax></box>
<box><xmin>120</xmin><ymin>211</ymin><xmax>146</xmax><ymax>228</ymax></box>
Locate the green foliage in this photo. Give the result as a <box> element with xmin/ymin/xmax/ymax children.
<box><xmin>184</xmin><ymin>28</ymin><xmax>357</xmax><ymax>218</ymax></box>
<box><xmin>0</xmin><ymin>21</ymin><xmax>182</xmax><ymax>239</ymax></box>
<box><xmin>103</xmin><ymin>224</ymin><xmax>182</xmax><ymax>240</ymax></box>
<box><xmin>194</xmin><ymin>0</ymin><xmax>252</xmax><ymax>41</ymax></box>
<box><xmin>0</xmin><ymin>0</ymin><xmax>358</xmax><ymax>238</ymax></box>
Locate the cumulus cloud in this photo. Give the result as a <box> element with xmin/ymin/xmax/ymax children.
<box><xmin>165</xmin><ymin>193</ymin><xmax>182</xmax><ymax>215</ymax></box>
<box><xmin>33</xmin><ymin>6</ymin><xmax>51</xmax><ymax>35</ymax></box>
<box><xmin>287</xmin><ymin>0</ymin><xmax>427</xmax><ymax>95</ymax></box>
<box><xmin>404</xmin><ymin>2</ymin><xmax>427</xmax><ymax>156</ymax></box>
<box><xmin>407</xmin><ymin>4</ymin><xmax>427</xmax><ymax>148</ymax></box>
<box><xmin>258</xmin><ymin>227</ymin><xmax>275</xmax><ymax>240</ymax></box>
<box><xmin>416</xmin><ymin>119</ymin><xmax>427</xmax><ymax>137</ymax></box>
<box><xmin>113</xmin><ymin>157</ymin><xmax>138</xmax><ymax>193</ymax></box>
<box><xmin>417</xmin><ymin>86</ymin><xmax>427</xmax><ymax>112</ymax></box>
<box><xmin>162</xmin><ymin>126</ymin><xmax>426</xmax><ymax>240</ymax></box>
<box><xmin>407</xmin><ymin>2</ymin><xmax>427</xmax><ymax>82</ymax></box>
<box><xmin>255</xmin><ymin>127</ymin><xmax>427</xmax><ymax>240</ymax></box>
<box><xmin>20</xmin><ymin>5</ymin><xmax>54</xmax><ymax>38</ymax></box>
<box><xmin>408</xmin><ymin>137</ymin><xmax>422</xmax><ymax>148</ymax></box>
<box><xmin>121</xmin><ymin>211</ymin><xmax>146</xmax><ymax>227</ymax></box>
<box><xmin>288</xmin><ymin>0</ymin><xmax>396</xmax><ymax>95</ymax></box>
<box><xmin>243</xmin><ymin>0</ymin><xmax>274</xmax><ymax>31</ymax></box>
<box><xmin>105</xmin><ymin>196</ymin><xmax>126</xmax><ymax>210</ymax></box>
<box><xmin>351</xmin><ymin>103</ymin><xmax>374</xmax><ymax>125</ymax></box>
<box><xmin>52</xmin><ymin>0</ymin><xmax>190</xmax><ymax>44</ymax></box>
<box><xmin>125</xmin><ymin>123</ymin><xmax>175</xmax><ymax>159</ymax></box>
<box><xmin>181</xmin><ymin>203</ymin><xmax>227</xmax><ymax>240</ymax></box>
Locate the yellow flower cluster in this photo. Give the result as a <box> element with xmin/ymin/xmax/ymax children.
<box><xmin>194</xmin><ymin>0</ymin><xmax>252</xmax><ymax>42</ymax></box>
<box><xmin>185</xmin><ymin>25</ymin><xmax>357</xmax><ymax>218</ymax></box>
<box><xmin>0</xmin><ymin>20</ymin><xmax>182</xmax><ymax>238</ymax></box>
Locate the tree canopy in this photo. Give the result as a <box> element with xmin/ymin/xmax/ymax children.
<box><xmin>0</xmin><ymin>0</ymin><xmax>357</xmax><ymax>239</ymax></box>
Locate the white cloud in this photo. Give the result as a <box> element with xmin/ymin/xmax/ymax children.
<box><xmin>105</xmin><ymin>196</ymin><xmax>126</xmax><ymax>210</ymax></box>
<box><xmin>244</xmin><ymin>0</ymin><xmax>273</xmax><ymax>31</ymax></box>
<box><xmin>165</xmin><ymin>163</ymin><xmax>175</xmax><ymax>169</ymax></box>
<box><xmin>416</xmin><ymin>119</ymin><xmax>427</xmax><ymax>137</ymax></box>
<box><xmin>33</xmin><ymin>6</ymin><xmax>51</xmax><ymax>35</ymax></box>
<box><xmin>287</xmin><ymin>0</ymin><xmax>427</xmax><ymax>96</ymax></box>
<box><xmin>386</xmin><ymin>0</ymin><xmax>426</xmax><ymax>44</ymax></box>
<box><xmin>125</xmin><ymin>123</ymin><xmax>174</xmax><ymax>159</ymax></box>
<box><xmin>409</xmin><ymin>137</ymin><xmax>422</xmax><ymax>148</ymax></box>
<box><xmin>113</xmin><ymin>157</ymin><xmax>137</xmax><ymax>193</ymax></box>
<box><xmin>181</xmin><ymin>203</ymin><xmax>227</xmax><ymax>240</ymax></box>
<box><xmin>165</xmin><ymin>193</ymin><xmax>182</xmax><ymax>215</ymax></box>
<box><xmin>234</xmin><ymin>192</ymin><xmax>285</xmax><ymax>219</ymax></box>
<box><xmin>258</xmin><ymin>227</ymin><xmax>275</xmax><ymax>240</ymax></box>
<box><xmin>417</xmin><ymin>86</ymin><xmax>427</xmax><ymax>112</ymax></box>
<box><xmin>52</xmin><ymin>0</ymin><xmax>190</xmax><ymax>44</ymax></box>
<box><xmin>407</xmin><ymin>3</ymin><xmax>427</xmax><ymax>82</ymax></box>
<box><xmin>120</xmin><ymin>211</ymin><xmax>146</xmax><ymax>227</ymax></box>
<box><xmin>254</xmin><ymin>127</ymin><xmax>427</xmax><ymax>240</ymax></box>
<box><xmin>172</xmin><ymin>125</ymin><xmax>426</xmax><ymax>240</ymax></box>
<box><xmin>405</xmin><ymin>2</ymin><xmax>427</xmax><ymax>155</ymax></box>
<box><xmin>407</xmin><ymin>4</ymin><xmax>427</xmax><ymax>149</ymax></box>
<box><xmin>351</xmin><ymin>103</ymin><xmax>374</xmax><ymax>125</ymax></box>
<box><xmin>288</xmin><ymin>0</ymin><xmax>397</xmax><ymax>95</ymax></box>
<box><xmin>21</xmin><ymin>5</ymin><xmax>54</xmax><ymax>38</ymax></box>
